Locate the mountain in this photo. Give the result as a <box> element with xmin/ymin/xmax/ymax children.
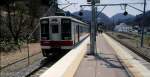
<box><xmin>72</xmin><ymin>10</ymin><xmax>112</xmax><ymax>26</ymax></box>
<box><xmin>112</xmin><ymin>11</ymin><xmax>150</xmax><ymax>27</ymax></box>
<box><xmin>134</xmin><ymin>11</ymin><xmax>150</xmax><ymax>26</ymax></box>
<box><xmin>73</xmin><ymin>10</ymin><xmax>92</xmax><ymax>22</ymax></box>
<box><xmin>111</xmin><ymin>13</ymin><xmax>135</xmax><ymax>25</ymax></box>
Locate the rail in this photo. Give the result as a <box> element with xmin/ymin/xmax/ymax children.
<box><xmin>0</xmin><ymin>51</ymin><xmax>41</xmax><ymax>70</ymax></box>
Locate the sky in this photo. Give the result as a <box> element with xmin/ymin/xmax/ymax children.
<box><xmin>58</xmin><ymin>0</ymin><xmax>150</xmax><ymax>17</ymax></box>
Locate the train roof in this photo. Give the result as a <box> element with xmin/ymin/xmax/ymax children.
<box><xmin>40</xmin><ymin>16</ymin><xmax>88</xmax><ymax>25</ymax></box>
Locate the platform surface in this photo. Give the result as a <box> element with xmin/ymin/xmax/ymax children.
<box><xmin>74</xmin><ymin>34</ymin><xmax>129</xmax><ymax>77</ymax></box>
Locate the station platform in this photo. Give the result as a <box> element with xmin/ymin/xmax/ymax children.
<box><xmin>74</xmin><ymin>34</ymin><xmax>129</xmax><ymax>77</ymax></box>
<box><xmin>40</xmin><ymin>33</ymin><xmax>150</xmax><ymax>77</ymax></box>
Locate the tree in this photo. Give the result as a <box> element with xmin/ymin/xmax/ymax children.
<box><xmin>0</xmin><ymin>0</ymin><xmax>41</xmax><ymax>43</ymax></box>
<box><xmin>41</xmin><ymin>0</ymin><xmax>51</xmax><ymax>6</ymax></box>
<box><xmin>0</xmin><ymin>6</ymin><xmax>2</xmax><ymax>39</ymax></box>
<box><xmin>28</xmin><ymin>0</ymin><xmax>40</xmax><ymax>27</ymax></box>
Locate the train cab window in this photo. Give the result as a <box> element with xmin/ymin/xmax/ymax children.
<box><xmin>52</xmin><ymin>24</ymin><xmax>59</xmax><ymax>33</ymax></box>
<box><xmin>40</xmin><ymin>19</ymin><xmax>49</xmax><ymax>40</ymax></box>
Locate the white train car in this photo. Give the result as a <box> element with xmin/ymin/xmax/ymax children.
<box><xmin>40</xmin><ymin>16</ymin><xmax>89</xmax><ymax>57</ymax></box>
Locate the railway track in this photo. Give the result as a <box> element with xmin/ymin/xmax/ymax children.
<box><xmin>26</xmin><ymin>50</ymin><xmax>69</xmax><ymax>77</ymax></box>
<box><xmin>29</xmin><ymin>67</ymin><xmax>49</xmax><ymax>77</ymax></box>
<box><xmin>27</xmin><ymin>58</ymin><xmax>55</xmax><ymax>77</ymax></box>
<box><xmin>0</xmin><ymin>50</ymin><xmax>68</xmax><ymax>77</ymax></box>
<box><xmin>0</xmin><ymin>52</ymin><xmax>42</xmax><ymax>70</ymax></box>
<box><xmin>0</xmin><ymin>52</ymin><xmax>44</xmax><ymax>77</ymax></box>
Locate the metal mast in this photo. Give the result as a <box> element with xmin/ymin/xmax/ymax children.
<box><xmin>90</xmin><ymin>0</ymin><xmax>96</xmax><ymax>55</ymax></box>
<box><xmin>140</xmin><ymin>0</ymin><xmax>146</xmax><ymax>47</ymax></box>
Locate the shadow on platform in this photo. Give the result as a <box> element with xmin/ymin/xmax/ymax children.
<box><xmin>94</xmin><ymin>52</ymin><xmax>124</xmax><ymax>69</ymax></box>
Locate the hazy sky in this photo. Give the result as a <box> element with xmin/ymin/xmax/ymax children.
<box><xmin>58</xmin><ymin>0</ymin><xmax>150</xmax><ymax>17</ymax></box>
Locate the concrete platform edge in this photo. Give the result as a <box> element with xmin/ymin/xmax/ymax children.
<box><xmin>40</xmin><ymin>37</ymin><xmax>90</xmax><ymax>77</ymax></box>
<box><xmin>103</xmin><ymin>33</ymin><xmax>150</xmax><ymax>77</ymax></box>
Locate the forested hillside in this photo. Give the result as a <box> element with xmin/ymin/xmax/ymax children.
<box><xmin>0</xmin><ymin>0</ymin><xmax>58</xmax><ymax>52</ymax></box>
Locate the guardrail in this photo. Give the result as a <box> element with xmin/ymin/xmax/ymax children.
<box><xmin>103</xmin><ymin>33</ymin><xmax>150</xmax><ymax>77</ymax></box>
<box><xmin>40</xmin><ymin>37</ymin><xmax>90</xmax><ymax>77</ymax></box>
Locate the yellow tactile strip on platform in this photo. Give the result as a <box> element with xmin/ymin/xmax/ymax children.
<box><xmin>103</xmin><ymin>33</ymin><xmax>150</xmax><ymax>77</ymax></box>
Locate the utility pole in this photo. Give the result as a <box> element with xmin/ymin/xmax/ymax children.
<box><xmin>90</xmin><ymin>0</ymin><xmax>96</xmax><ymax>55</ymax></box>
<box><xmin>140</xmin><ymin>0</ymin><xmax>146</xmax><ymax>47</ymax></box>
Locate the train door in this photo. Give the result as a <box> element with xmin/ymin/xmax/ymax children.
<box><xmin>50</xmin><ymin>24</ymin><xmax>61</xmax><ymax>40</ymax></box>
<box><xmin>61</xmin><ymin>18</ymin><xmax>71</xmax><ymax>40</ymax></box>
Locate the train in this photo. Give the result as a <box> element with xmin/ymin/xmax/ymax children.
<box><xmin>40</xmin><ymin>16</ymin><xmax>89</xmax><ymax>57</ymax></box>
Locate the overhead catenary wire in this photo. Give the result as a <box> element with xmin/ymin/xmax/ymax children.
<box><xmin>96</xmin><ymin>6</ymin><xmax>107</xmax><ymax>17</ymax></box>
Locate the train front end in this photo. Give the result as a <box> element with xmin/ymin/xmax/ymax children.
<box><xmin>40</xmin><ymin>17</ymin><xmax>73</xmax><ymax>57</ymax></box>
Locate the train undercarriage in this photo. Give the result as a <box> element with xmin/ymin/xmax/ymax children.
<box><xmin>42</xmin><ymin>48</ymin><xmax>70</xmax><ymax>58</ymax></box>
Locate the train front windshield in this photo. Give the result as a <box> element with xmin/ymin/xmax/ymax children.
<box><xmin>61</xmin><ymin>19</ymin><xmax>71</xmax><ymax>40</ymax></box>
<box><xmin>40</xmin><ymin>19</ymin><xmax>49</xmax><ymax>40</ymax></box>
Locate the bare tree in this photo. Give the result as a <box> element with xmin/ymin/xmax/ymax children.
<box><xmin>0</xmin><ymin>6</ymin><xmax>2</xmax><ymax>39</ymax></box>
<box><xmin>0</xmin><ymin>0</ymin><xmax>59</xmax><ymax>52</ymax></box>
<box><xmin>1</xmin><ymin>0</ymin><xmax>41</xmax><ymax>43</ymax></box>
<box><xmin>28</xmin><ymin>0</ymin><xmax>40</xmax><ymax>27</ymax></box>
<box><xmin>0</xmin><ymin>0</ymin><xmax>40</xmax><ymax>51</ymax></box>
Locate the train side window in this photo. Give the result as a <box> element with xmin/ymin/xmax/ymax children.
<box><xmin>76</xmin><ymin>25</ymin><xmax>80</xmax><ymax>41</ymax></box>
<box><xmin>52</xmin><ymin>24</ymin><xmax>59</xmax><ymax>33</ymax></box>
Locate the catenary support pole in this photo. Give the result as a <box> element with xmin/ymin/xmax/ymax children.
<box><xmin>90</xmin><ymin>0</ymin><xmax>96</xmax><ymax>55</ymax></box>
<box><xmin>140</xmin><ymin>0</ymin><xmax>146</xmax><ymax>47</ymax></box>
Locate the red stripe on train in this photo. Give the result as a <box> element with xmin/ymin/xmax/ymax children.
<box><xmin>41</xmin><ymin>40</ymin><xmax>73</xmax><ymax>46</ymax></box>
